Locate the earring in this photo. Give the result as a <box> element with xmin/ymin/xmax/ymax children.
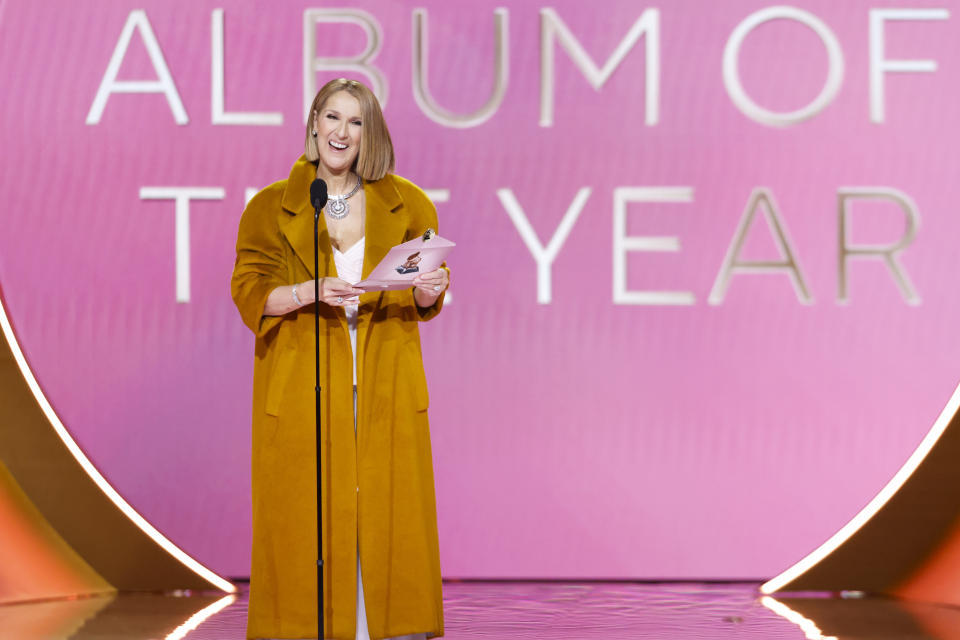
<box><xmin>312</xmin><ymin>130</ymin><xmax>317</xmax><ymax>137</ymax></box>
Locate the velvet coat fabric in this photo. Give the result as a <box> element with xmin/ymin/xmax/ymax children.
<box><xmin>231</xmin><ymin>156</ymin><xmax>446</xmax><ymax>640</ymax></box>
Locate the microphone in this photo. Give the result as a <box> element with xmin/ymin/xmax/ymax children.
<box><xmin>310</xmin><ymin>179</ymin><xmax>328</xmax><ymax>216</ymax></box>
<box><xmin>307</xmin><ymin>180</ymin><xmax>326</xmax><ymax>640</ymax></box>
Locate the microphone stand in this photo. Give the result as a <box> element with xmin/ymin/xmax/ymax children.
<box><xmin>314</xmin><ymin>202</ymin><xmax>324</xmax><ymax>640</ymax></box>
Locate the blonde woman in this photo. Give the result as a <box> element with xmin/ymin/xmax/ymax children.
<box><xmin>232</xmin><ymin>78</ymin><xmax>449</xmax><ymax>640</ymax></box>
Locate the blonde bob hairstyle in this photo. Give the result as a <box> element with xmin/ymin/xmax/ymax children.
<box><xmin>304</xmin><ymin>78</ymin><xmax>395</xmax><ymax>182</ymax></box>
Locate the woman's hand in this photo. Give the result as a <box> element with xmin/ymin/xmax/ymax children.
<box><xmin>314</xmin><ymin>278</ymin><xmax>363</xmax><ymax>307</ymax></box>
<box><xmin>412</xmin><ymin>267</ymin><xmax>449</xmax><ymax>308</ymax></box>
<box><xmin>264</xmin><ymin>278</ymin><xmax>363</xmax><ymax>316</ymax></box>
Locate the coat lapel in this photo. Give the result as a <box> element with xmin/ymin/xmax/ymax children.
<box><xmin>362</xmin><ymin>177</ymin><xmax>406</xmax><ymax>279</ymax></box>
<box><xmin>278</xmin><ymin>156</ymin><xmax>333</xmax><ymax>279</ymax></box>
<box><xmin>356</xmin><ymin>176</ymin><xmax>406</xmax><ymax>389</ymax></box>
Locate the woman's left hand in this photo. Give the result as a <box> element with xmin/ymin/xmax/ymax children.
<box><xmin>413</xmin><ymin>267</ymin><xmax>449</xmax><ymax>308</ymax></box>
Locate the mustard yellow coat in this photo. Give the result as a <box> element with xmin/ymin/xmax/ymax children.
<box><xmin>231</xmin><ymin>157</ymin><xmax>446</xmax><ymax>640</ymax></box>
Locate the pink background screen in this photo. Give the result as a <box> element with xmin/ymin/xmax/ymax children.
<box><xmin>1</xmin><ymin>0</ymin><xmax>957</xmax><ymax>578</ymax></box>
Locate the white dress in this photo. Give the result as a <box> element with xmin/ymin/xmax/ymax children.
<box><xmin>333</xmin><ymin>239</ymin><xmax>427</xmax><ymax>640</ymax></box>
<box><xmin>333</xmin><ymin>239</ymin><xmax>363</xmax><ymax>386</ymax></box>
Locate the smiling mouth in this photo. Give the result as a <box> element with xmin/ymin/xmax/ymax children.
<box><xmin>329</xmin><ymin>141</ymin><xmax>348</xmax><ymax>151</ymax></box>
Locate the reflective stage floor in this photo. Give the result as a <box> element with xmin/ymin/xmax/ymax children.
<box><xmin>3</xmin><ymin>581</ymin><xmax>960</xmax><ymax>640</ymax></box>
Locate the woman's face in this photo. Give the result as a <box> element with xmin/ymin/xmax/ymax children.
<box><xmin>314</xmin><ymin>91</ymin><xmax>363</xmax><ymax>175</ymax></box>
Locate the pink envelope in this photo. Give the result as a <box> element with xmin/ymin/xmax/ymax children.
<box><xmin>355</xmin><ymin>232</ymin><xmax>455</xmax><ymax>291</ymax></box>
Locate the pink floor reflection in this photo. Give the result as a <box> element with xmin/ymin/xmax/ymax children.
<box><xmin>2</xmin><ymin>582</ymin><xmax>959</xmax><ymax>639</ymax></box>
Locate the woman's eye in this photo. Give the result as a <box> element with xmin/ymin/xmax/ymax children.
<box><xmin>351</xmin><ymin>120</ymin><xmax>362</xmax><ymax>126</ymax></box>
<box><xmin>326</xmin><ymin>114</ymin><xmax>337</xmax><ymax>120</ymax></box>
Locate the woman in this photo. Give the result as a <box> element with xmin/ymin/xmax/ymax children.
<box><xmin>231</xmin><ymin>78</ymin><xmax>449</xmax><ymax>640</ymax></box>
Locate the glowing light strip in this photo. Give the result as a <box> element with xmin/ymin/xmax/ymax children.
<box><xmin>761</xmin><ymin>596</ymin><xmax>837</xmax><ymax>640</ymax></box>
<box><xmin>165</xmin><ymin>594</ymin><xmax>237</xmax><ymax>640</ymax></box>
<box><xmin>0</xmin><ymin>295</ymin><xmax>236</xmax><ymax>594</ymax></box>
<box><xmin>761</xmin><ymin>380</ymin><xmax>960</xmax><ymax>594</ymax></box>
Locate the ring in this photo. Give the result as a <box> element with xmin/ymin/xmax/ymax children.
<box><xmin>337</xmin><ymin>296</ymin><xmax>343</xmax><ymax>303</ymax></box>
<box><xmin>433</xmin><ymin>285</ymin><xmax>441</xmax><ymax>291</ymax></box>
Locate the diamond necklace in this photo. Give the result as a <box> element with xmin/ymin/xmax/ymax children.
<box><xmin>325</xmin><ymin>175</ymin><xmax>363</xmax><ymax>220</ymax></box>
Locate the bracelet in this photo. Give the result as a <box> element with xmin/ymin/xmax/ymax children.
<box><xmin>291</xmin><ymin>284</ymin><xmax>302</xmax><ymax>307</ymax></box>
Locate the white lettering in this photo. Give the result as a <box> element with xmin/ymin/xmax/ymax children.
<box><xmin>87</xmin><ymin>10</ymin><xmax>188</xmax><ymax>125</ymax></box>
<box><xmin>413</xmin><ymin>9</ymin><xmax>509</xmax><ymax>128</ymax></box>
<box><xmin>869</xmin><ymin>9</ymin><xmax>949</xmax><ymax>123</ymax></box>
<box><xmin>303</xmin><ymin>9</ymin><xmax>387</xmax><ymax>123</ymax></box>
<box><xmin>723</xmin><ymin>6</ymin><xmax>844</xmax><ymax>127</ymax></box>
<box><xmin>211</xmin><ymin>9</ymin><xmax>283</xmax><ymax>125</ymax></box>
<box><xmin>497</xmin><ymin>187</ymin><xmax>591</xmax><ymax>304</ymax></box>
<box><xmin>709</xmin><ymin>189</ymin><xmax>812</xmax><ymax>304</ymax></box>
<box><xmin>140</xmin><ymin>187</ymin><xmax>226</xmax><ymax>303</ymax></box>
<box><xmin>613</xmin><ymin>187</ymin><xmax>695</xmax><ymax>305</ymax></box>
<box><xmin>540</xmin><ymin>8</ymin><xmax>659</xmax><ymax>127</ymax></box>
<box><xmin>838</xmin><ymin>188</ymin><xmax>920</xmax><ymax>304</ymax></box>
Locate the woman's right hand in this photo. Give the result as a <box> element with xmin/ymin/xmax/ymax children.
<box><xmin>310</xmin><ymin>278</ymin><xmax>363</xmax><ymax>307</ymax></box>
<box><xmin>264</xmin><ymin>278</ymin><xmax>364</xmax><ymax>316</ymax></box>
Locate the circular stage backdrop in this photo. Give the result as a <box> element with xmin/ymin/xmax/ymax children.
<box><xmin>1</xmin><ymin>0</ymin><xmax>958</xmax><ymax>578</ymax></box>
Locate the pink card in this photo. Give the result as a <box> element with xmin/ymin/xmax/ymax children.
<box><xmin>356</xmin><ymin>232</ymin><xmax>455</xmax><ymax>291</ymax></box>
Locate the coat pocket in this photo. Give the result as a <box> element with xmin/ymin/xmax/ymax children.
<box><xmin>265</xmin><ymin>347</ymin><xmax>298</xmax><ymax>417</ymax></box>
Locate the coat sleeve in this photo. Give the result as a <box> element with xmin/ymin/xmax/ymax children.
<box><xmin>400</xmin><ymin>179</ymin><xmax>448</xmax><ymax>322</ymax></box>
<box><xmin>231</xmin><ymin>187</ymin><xmax>288</xmax><ymax>338</ymax></box>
